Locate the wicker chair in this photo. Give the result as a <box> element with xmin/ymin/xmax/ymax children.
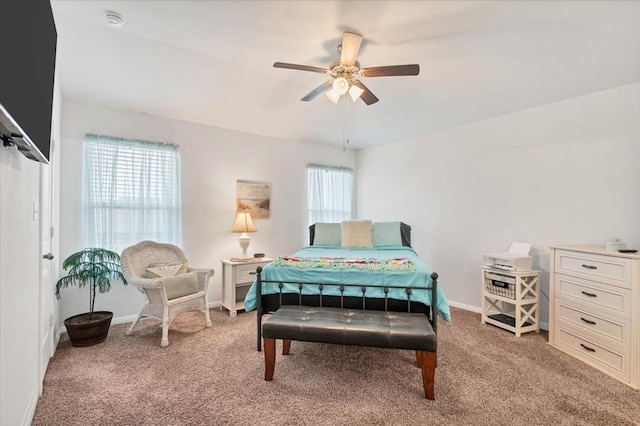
<box><xmin>120</xmin><ymin>241</ymin><xmax>213</xmax><ymax>347</ymax></box>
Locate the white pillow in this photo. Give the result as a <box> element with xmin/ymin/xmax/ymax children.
<box><xmin>341</xmin><ymin>220</ymin><xmax>373</xmax><ymax>248</ymax></box>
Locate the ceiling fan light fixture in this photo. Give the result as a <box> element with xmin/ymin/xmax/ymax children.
<box><xmin>332</xmin><ymin>77</ymin><xmax>349</xmax><ymax>95</ymax></box>
<box><xmin>326</xmin><ymin>89</ymin><xmax>341</xmax><ymax>104</ymax></box>
<box><xmin>348</xmin><ymin>84</ymin><xmax>364</xmax><ymax>102</ymax></box>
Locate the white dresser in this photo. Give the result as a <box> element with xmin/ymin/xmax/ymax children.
<box><xmin>549</xmin><ymin>245</ymin><xmax>639</xmax><ymax>389</ymax></box>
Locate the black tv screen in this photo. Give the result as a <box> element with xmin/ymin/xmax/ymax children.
<box><xmin>0</xmin><ymin>0</ymin><xmax>57</xmax><ymax>163</ymax></box>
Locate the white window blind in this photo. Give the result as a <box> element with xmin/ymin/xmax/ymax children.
<box><xmin>82</xmin><ymin>135</ymin><xmax>182</xmax><ymax>254</ymax></box>
<box><xmin>307</xmin><ymin>164</ymin><xmax>353</xmax><ymax>225</ymax></box>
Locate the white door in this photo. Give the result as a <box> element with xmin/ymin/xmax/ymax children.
<box><xmin>38</xmin><ymin>138</ymin><xmax>56</xmax><ymax>392</ymax></box>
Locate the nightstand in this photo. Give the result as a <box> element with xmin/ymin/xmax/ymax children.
<box><xmin>221</xmin><ymin>258</ymin><xmax>272</xmax><ymax>317</ymax></box>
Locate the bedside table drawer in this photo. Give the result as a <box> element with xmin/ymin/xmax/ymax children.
<box><xmin>555</xmin><ymin>250</ymin><xmax>632</xmax><ymax>289</ymax></box>
<box><xmin>235</xmin><ymin>264</ymin><xmax>260</xmax><ymax>284</ymax></box>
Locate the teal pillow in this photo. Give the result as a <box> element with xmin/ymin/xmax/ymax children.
<box><xmin>314</xmin><ymin>223</ymin><xmax>342</xmax><ymax>246</ymax></box>
<box><xmin>372</xmin><ymin>222</ymin><xmax>402</xmax><ymax>246</ymax></box>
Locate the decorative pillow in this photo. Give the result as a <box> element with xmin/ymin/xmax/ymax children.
<box><xmin>162</xmin><ymin>271</ymin><xmax>199</xmax><ymax>300</ymax></box>
<box><xmin>372</xmin><ymin>222</ymin><xmax>403</xmax><ymax>246</ymax></box>
<box><xmin>143</xmin><ymin>260</ymin><xmax>188</xmax><ymax>278</ymax></box>
<box><xmin>313</xmin><ymin>223</ymin><xmax>342</xmax><ymax>246</ymax></box>
<box><xmin>341</xmin><ymin>220</ymin><xmax>373</xmax><ymax>248</ymax></box>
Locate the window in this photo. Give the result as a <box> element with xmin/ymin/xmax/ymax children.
<box><xmin>307</xmin><ymin>164</ymin><xmax>353</xmax><ymax>225</ymax></box>
<box><xmin>82</xmin><ymin>135</ymin><xmax>182</xmax><ymax>253</ymax></box>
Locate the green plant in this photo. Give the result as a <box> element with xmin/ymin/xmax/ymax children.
<box><xmin>55</xmin><ymin>248</ymin><xmax>127</xmax><ymax>317</ymax></box>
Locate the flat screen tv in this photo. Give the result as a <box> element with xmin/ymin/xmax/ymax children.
<box><xmin>0</xmin><ymin>0</ymin><xmax>57</xmax><ymax>163</ymax></box>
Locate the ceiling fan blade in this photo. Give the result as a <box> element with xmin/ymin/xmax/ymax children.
<box><xmin>352</xmin><ymin>81</ymin><xmax>379</xmax><ymax>105</ymax></box>
<box><xmin>300</xmin><ymin>81</ymin><xmax>334</xmax><ymax>101</ymax></box>
<box><xmin>340</xmin><ymin>32</ymin><xmax>363</xmax><ymax>66</ymax></box>
<box><xmin>360</xmin><ymin>64</ymin><xmax>420</xmax><ymax>77</ymax></box>
<box><xmin>273</xmin><ymin>62</ymin><xmax>328</xmax><ymax>74</ymax></box>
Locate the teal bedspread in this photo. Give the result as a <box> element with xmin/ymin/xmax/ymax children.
<box><xmin>243</xmin><ymin>246</ymin><xmax>451</xmax><ymax>321</ymax></box>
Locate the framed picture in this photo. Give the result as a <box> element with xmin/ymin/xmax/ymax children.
<box><xmin>236</xmin><ymin>180</ymin><xmax>270</xmax><ymax>219</ymax></box>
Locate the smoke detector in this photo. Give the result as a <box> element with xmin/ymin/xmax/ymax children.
<box><xmin>105</xmin><ymin>11</ymin><xmax>125</xmax><ymax>28</ymax></box>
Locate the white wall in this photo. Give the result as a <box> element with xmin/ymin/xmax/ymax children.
<box><xmin>58</xmin><ymin>100</ymin><xmax>356</xmax><ymax>325</ymax></box>
<box><xmin>357</xmin><ymin>83</ymin><xmax>640</xmax><ymax>325</ymax></box>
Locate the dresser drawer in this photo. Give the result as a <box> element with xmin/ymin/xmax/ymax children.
<box><xmin>556</xmin><ymin>302</ymin><xmax>627</xmax><ymax>343</ymax></box>
<box><xmin>555</xmin><ymin>327</ymin><xmax>629</xmax><ymax>381</ymax></box>
<box><xmin>555</xmin><ymin>274</ymin><xmax>631</xmax><ymax>319</ymax></box>
<box><xmin>555</xmin><ymin>250</ymin><xmax>632</xmax><ymax>289</ymax></box>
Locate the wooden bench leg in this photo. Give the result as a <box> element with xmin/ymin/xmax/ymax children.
<box><xmin>264</xmin><ymin>338</ymin><xmax>276</xmax><ymax>381</ymax></box>
<box><xmin>416</xmin><ymin>350</ymin><xmax>438</xmax><ymax>369</ymax></box>
<box><xmin>419</xmin><ymin>351</ymin><xmax>436</xmax><ymax>400</ymax></box>
<box><xmin>282</xmin><ymin>339</ymin><xmax>291</xmax><ymax>355</ymax></box>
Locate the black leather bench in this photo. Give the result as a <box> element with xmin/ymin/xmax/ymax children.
<box><xmin>262</xmin><ymin>305</ymin><xmax>437</xmax><ymax>399</ymax></box>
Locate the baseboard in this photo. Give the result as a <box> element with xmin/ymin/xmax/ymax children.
<box><xmin>56</xmin><ymin>301</ymin><xmax>546</xmax><ymax>334</ymax></box>
<box><xmin>448</xmin><ymin>300</ymin><xmax>481</xmax><ymax>313</ymax></box>
<box><xmin>57</xmin><ymin>301</ymin><xmax>224</xmax><ymax>336</ymax></box>
<box><xmin>111</xmin><ymin>314</ymin><xmax>139</xmax><ymax>326</ymax></box>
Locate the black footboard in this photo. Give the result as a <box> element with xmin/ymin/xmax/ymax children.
<box><xmin>255</xmin><ymin>266</ymin><xmax>439</xmax><ymax>351</ymax></box>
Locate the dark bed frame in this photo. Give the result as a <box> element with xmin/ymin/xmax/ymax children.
<box><xmin>254</xmin><ymin>222</ymin><xmax>438</xmax><ymax>351</ymax></box>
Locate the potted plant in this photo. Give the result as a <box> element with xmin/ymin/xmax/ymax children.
<box><xmin>55</xmin><ymin>248</ymin><xmax>127</xmax><ymax>347</ymax></box>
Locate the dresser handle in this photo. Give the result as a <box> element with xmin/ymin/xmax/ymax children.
<box><xmin>581</xmin><ymin>291</ymin><xmax>597</xmax><ymax>298</ymax></box>
<box><xmin>580</xmin><ymin>317</ymin><xmax>596</xmax><ymax>325</ymax></box>
<box><xmin>580</xmin><ymin>343</ymin><xmax>596</xmax><ymax>353</ymax></box>
<box><xmin>581</xmin><ymin>264</ymin><xmax>597</xmax><ymax>270</ymax></box>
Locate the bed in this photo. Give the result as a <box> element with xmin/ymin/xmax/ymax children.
<box><xmin>243</xmin><ymin>221</ymin><xmax>451</xmax><ymax>350</ymax></box>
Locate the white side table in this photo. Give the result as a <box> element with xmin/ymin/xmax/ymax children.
<box><xmin>221</xmin><ymin>258</ymin><xmax>272</xmax><ymax>317</ymax></box>
<box><xmin>481</xmin><ymin>267</ymin><xmax>540</xmax><ymax>336</ymax></box>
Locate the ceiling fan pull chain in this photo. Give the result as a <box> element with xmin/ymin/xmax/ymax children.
<box><xmin>343</xmin><ymin>96</ymin><xmax>350</xmax><ymax>151</ymax></box>
<box><xmin>346</xmin><ymin>95</ymin><xmax>350</xmax><ymax>147</ymax></box>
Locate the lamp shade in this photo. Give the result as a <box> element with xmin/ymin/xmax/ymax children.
<box><xmin>231</xmin><ymin>212</ymin><xmax>256</xmax><ymax>233</ymax></box>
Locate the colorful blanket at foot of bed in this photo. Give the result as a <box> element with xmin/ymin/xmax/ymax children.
<box><xmin>243</xmin><ymin>246</ymin><xmax>451</xmax><ymax>321</ymax></box>
<box><xmin>272</xmin><ymin>256</ymin><xmax>417</xmax><ymax>272</ymax></box>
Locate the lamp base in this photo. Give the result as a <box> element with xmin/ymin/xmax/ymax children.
<box><xmin>238</xmin><ymin>234</ymin><xmax>251</xmax><ymax>259</ymax></box>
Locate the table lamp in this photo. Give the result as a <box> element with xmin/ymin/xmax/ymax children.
<box><xmin>231</xmin><ymin>212</ymin><xmax>256</xmax><ymax>259</ymax></box>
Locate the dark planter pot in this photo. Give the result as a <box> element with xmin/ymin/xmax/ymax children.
<box><xmin>64</xmin><ymin>311</ymin><xmax>113</xmax><ymax>347</ymax></box>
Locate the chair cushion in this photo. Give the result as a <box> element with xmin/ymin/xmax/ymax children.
<box><xmin>143</xmin><ymin>260</ymin><xmax>188</xmax><ymax>278</ymax></box>
<box><xmin>161</xmin><ymin>271</ymin><xmax>200</xmax><ymax>300</ymax></box>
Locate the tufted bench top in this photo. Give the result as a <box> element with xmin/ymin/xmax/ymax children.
<box><xmin>262</xmin><ymin>305</ymin><xmax>436</xmax><ymax>352</ymax></box>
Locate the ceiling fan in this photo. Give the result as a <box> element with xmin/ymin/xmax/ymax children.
<box><xmin>273</xmin><ymin>32</ymin><xmax>419</xmax><ymax>106</ymax></box>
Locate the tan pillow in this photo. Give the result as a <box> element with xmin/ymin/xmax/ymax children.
<box><xmin>143</xmin><ymin>260</ymin><xmax>188</xmax><ymax>278</ymax></box>
<box><xmin>341</xmin><ymin>220</ymin><xmax>373</xmax><ymax>248</ymax></box>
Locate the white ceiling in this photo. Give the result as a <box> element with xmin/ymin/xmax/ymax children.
<box><xmin>50</xmin><ymin>1</ymin><xmax>640</xmax><ymax>150</ymax></box>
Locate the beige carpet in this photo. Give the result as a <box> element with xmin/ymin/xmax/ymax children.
<box><xmin>32</xmin><ymin>307</ymin><xmax>639</xmax><ymax>426</ymax></box>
